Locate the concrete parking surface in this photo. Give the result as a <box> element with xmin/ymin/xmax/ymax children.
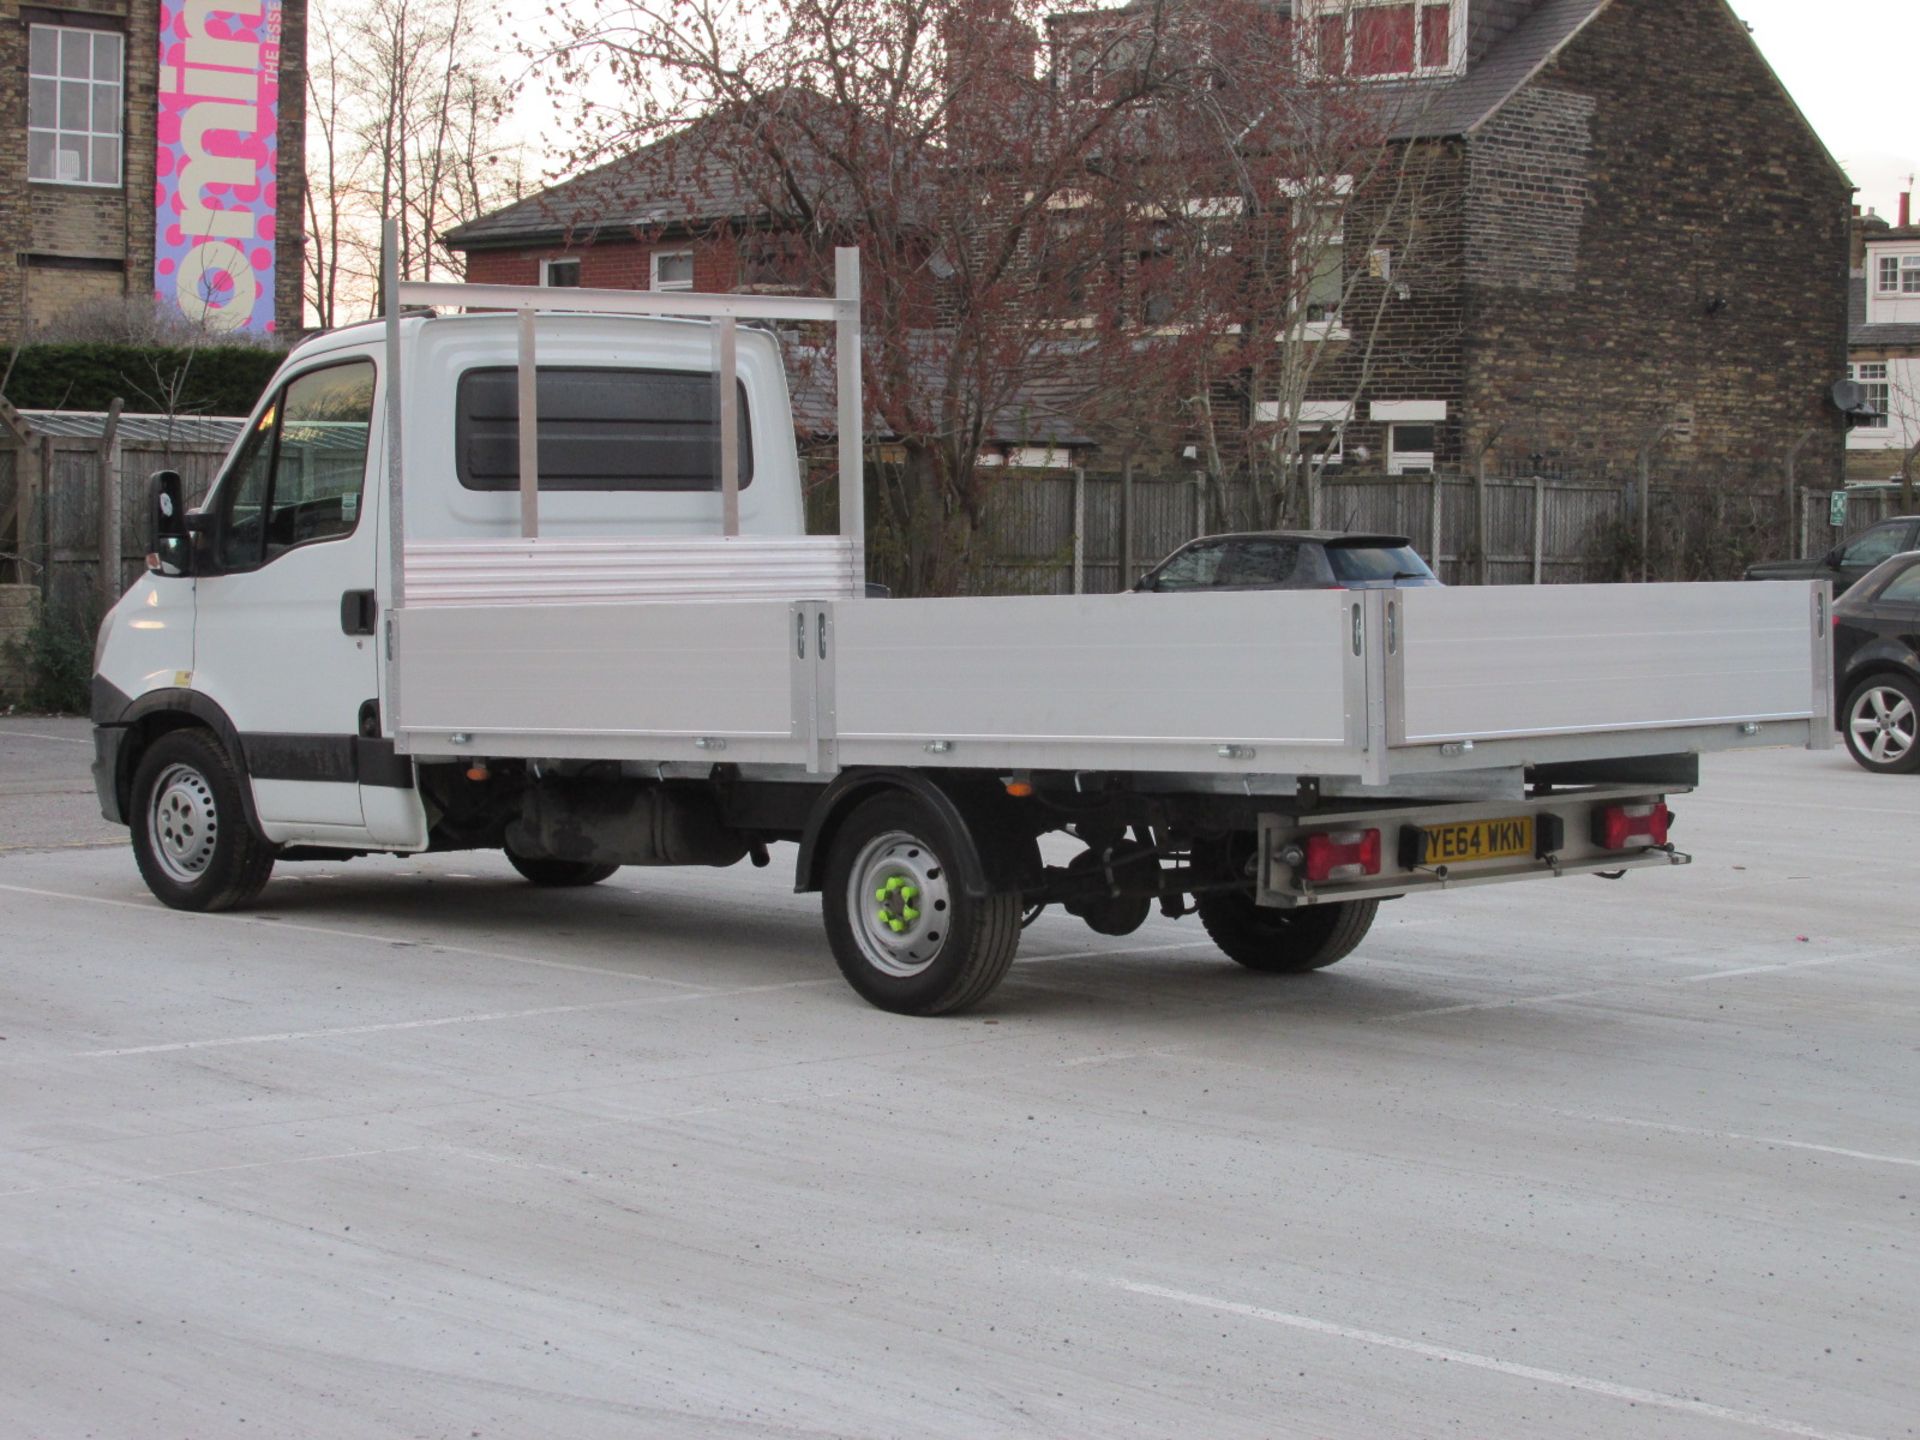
<box><xmin>1</xmin><ymin>725</ymin><xmax>1915</xmax><ymax>1439</ymax></box>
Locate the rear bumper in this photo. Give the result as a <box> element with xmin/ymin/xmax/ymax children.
<box><xmin>1255</xmin><ymin>787</ymin><xmax>1689</xmax><ymax>908</ymax></box>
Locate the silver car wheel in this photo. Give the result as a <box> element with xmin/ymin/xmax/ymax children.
<box><xmin>1849</xmin><ymin>684</ymin><xmax>1917</xmax><ymax>766</ymax></box>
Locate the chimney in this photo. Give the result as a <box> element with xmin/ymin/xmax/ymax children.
<box><xmin>1902</xmin><ymin>192</ymin><xmax>1912</xmax><ymax>229</ymax></box>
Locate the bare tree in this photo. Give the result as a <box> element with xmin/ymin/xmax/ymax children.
<box><xmin>541</xmin><ymin>0</ymin><xmax>1453</xmax><ymax>591</ymax></box>
<box><xmin>303</xmin><ymin>0</ymin><xmax>526</xmax><ymax>324</ymax></box>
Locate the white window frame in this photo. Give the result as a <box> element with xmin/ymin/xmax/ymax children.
<box><xmin>1878</xmin><ymin>256</ymin><xmax>1901</xmax><ymax>293</ymax></box>
<box><xmin>1386</xmin><ymin>419</ymin><xmax>1440</xmax><ymax>475</ymax></box>
<box><xmin>539</xmin><ymin>257</ymin><xmax>582</xmax><ymax>288</ymax></box>
<box><xmin>1302</xmin><ymin>0</ymin><xmax>1467</xmax><ymax>82</ymax></box>
<box><xmin>650</xmin><ymin>249</ymin><xmax>695</xmax><ymax>292</ymax></box>
<box><xmin>27</xmin><ymin>24</ymin><xmax>124</xmax><ymax>188</ymax></box>
<box><xmin>1851</xmin><ymin>362</ymin><xmax>1891</xmax><ymax>431</ymax></box>
<box><xmin>1276</xmin><ymin>176</ymin><xmax>1354</xmax><ymax>341</ymax></box>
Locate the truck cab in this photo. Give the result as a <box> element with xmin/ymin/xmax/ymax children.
<box><xmin>92</xmin><ymin>313</ymin><xmax>805</xmax><ymax>870</ymax></box>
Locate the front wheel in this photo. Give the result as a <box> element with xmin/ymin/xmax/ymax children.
<box><xmin>1197</xmin><ymin>893</ymin><xmax>1378</xmax><ymax>974</ymax></box>
<box><xmin>504</xmin><ymin>849</ymin><xmax>620</xmax><ymax>887</ymax></box>
<box><xmin>130</xmin><ymin>728</ymin><xmax>276</xmax><ymax>912</ymax></box>
<box><xmin>1842</xmin><ymin>674</ymin><xmax>1920</xmax><ymax>774</ymax></box>
<box><xmin>821</xmin><ymin>792</ymin><xmax>1022</xmax><ymax>1015</ymax></box>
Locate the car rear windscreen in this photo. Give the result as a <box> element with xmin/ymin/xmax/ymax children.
<box><xmin>455</xmin><ymin>366</ymin><xmax>753</xmax><ymax>492</ymax></box>
<box><xmin>1325</xmin><ymin>543</ymin><xmax>1434</xmax><ymax>583</ymax></box>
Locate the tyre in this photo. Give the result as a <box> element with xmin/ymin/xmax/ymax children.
<box><xmin>130</xmin><ymin>728</ymin><xmax>276</xmax><ymax>912</ymax></box>
<box><xmin>821</xmin><ymin>792</ymin><xmax>1022</xmax><ymax>1015</ymax></box>
<box><xmin>1842</xmin><ymin>674</ymin><xmax>1920</xmax><ymax>774</ymax></box>
<box><xmin>504</xmin><ymin>849</ymin><xmax>620</xmax><ymax>887</ymax></box>
<box><xmin>1197</xmin><ymin>893</ymin><xmax>1378</xmax><ymax>973</ymax></box>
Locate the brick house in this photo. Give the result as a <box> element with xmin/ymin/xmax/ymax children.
<box><xmin>0</xmin><ymin>0</ymin><xmax>307</xmax><ymax>342</ymax></box>
<box><xmin>444</xmin><ymin>0</ymin><xmax>1851</xmax><ymax>487</ymax></box>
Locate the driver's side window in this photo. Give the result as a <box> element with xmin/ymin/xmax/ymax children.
<box><xmin>1153</xmin><ymin>542</ymin><xmax>1227</xmax><ymax>590</ymax></box>
<box><xmin>217</xmin><ymin>360</ymin><xmax>376</xmax><ymax>571</ymax></box>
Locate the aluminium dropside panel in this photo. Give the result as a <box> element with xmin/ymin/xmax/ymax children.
<box><xmin>829</xmin><ymin>591</ymin><xmax>1368</xmax><ymax>774</ymax></box>
<box><xmin>1388</xmin><ymin>583</ymin><xmax>1827</xmax><ymax>745</ymax></box>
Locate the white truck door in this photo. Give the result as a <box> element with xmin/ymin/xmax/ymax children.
<box><xmin>191</xmin><ymin>357</ymin><xmax>384</xmax><ymax>841</ymax></box>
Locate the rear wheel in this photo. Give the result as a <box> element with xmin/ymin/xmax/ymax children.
<box><xmin>822</xmin><ymin>792</ymin><xmax>1022</xmax><ymax>1015</ymax></box>
<box><xmin>1197</xmin><ymin>893</ymin><xmax>1378</xmax><ymax>974</ymax></box>
<box><xmin>1842</xmin><ymin>674</ymin><xmax>1920</xmax><ymax>774</ymax></box>
<box><xmin>130</xmin><ymin>728</ymin><xmax>275</xmax><ymax>912</ymax></box>
<box><xmin>504</xmin><ymin>849</ymin><xmax>620</xmax><ymax>887</ymax></box>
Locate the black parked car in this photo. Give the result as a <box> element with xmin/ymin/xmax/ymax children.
<box><xmin>1746</xmin><ymin>515</ymin><xmax>1920</xmax><ymax>596</ymax></box>
<box><xmin>1134</xmin><ymin>531</ymin><xmax>1441</xmax><ymax>592</ymax></box>
<box><xmin>1832</xmin><ymin>550</ymin><xmax>1920</xmax><ymax>773</ymax></box>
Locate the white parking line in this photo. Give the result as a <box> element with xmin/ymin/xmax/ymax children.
<box><xmin>0</xmin><ymin>731</ymin><xmax>91</xmax><ymax>745</ymax></box>
<box><xmin>1108</xmin><ymin>1278</ymin><xmax>1879</xmax><ymax>1440</ymax></box>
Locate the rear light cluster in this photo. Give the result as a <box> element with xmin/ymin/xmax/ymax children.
<box><xmin>1304</xmin><ymin>828</ymin><xmax>1382</xmax><ymax>884</ymax></box>
<box><xmin>1593</xmin><ymin>802</ymin><xmax>1671</xmax><ymax>851</ymax></box>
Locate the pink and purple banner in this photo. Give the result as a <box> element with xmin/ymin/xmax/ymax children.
<box><xmin>153</xmin><ymin>1</ymin><xmax>283</xmax><ymax>334</ymax></box>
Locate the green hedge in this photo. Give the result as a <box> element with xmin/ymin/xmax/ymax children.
<box><xmin>2</xmin><ymin>343</ymin><xmax>285</xmax><ymax>417</ymax></box>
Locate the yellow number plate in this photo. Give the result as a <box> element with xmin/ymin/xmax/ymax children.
<box><xmin>1423</xmin><ymin>816</ymin><xmax>1534</xmax><ymax>864</ymax></box>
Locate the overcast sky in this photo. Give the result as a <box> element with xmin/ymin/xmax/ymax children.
<box><xmin>502</xmin><ymin>1</ymin><xmax>1917</xmax><ymax>216</ymax></box>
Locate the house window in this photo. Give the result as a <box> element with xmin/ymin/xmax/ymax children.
<box><xmin>1387</xmin><ymin>423</ymin><xmax>1437</xmax><ymax>475</ymax></box>
<box><xmin>1309</xmin><ymin>1</ymin><xmax>1462</xmax><ymax>79</ymax></box>
<box><xmin>1874</xmin><ymin>255</ymin><xmax>1920</xmax><ymax>294</ymax></box>
<box><xmin>651</xmin><ymin>250</ymin><xmax>695</xmax><ymax>291</ymax></box>
<box><xmin>540</xmin><ymin>258</ymin><xmax>582</xmax><ymax>288</ymax></box>
<box><xmin>1290</xmin><ymin>424</ymin><xmax>1346</xmax><ymax>467</ymax></box>
<box><xmin>28</xmin><ymin>25</ymin><xmax>123</xmax><ymax>187</ymax></box>
<box><xmin>1295</xmin><ymin>198</ymin><xmax>1345</xmax><ymax>332</ymax></box>
<box><xmin>1852</xmin><ymin>363</ymin><xmax>1890</xmax><ymax>430</ymax></box>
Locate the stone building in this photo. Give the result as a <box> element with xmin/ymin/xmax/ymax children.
<box><xmin>443</xmin><ymin>0</ymin><xmax>1852</xmax><ymax>486</ymax></box>
<box><xmin>0</xmin><ymin>0</ymin><xmax>307</xmax><ymax>343</ymax></box>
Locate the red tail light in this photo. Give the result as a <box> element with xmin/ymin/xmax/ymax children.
<box><xmin>1304</xmin><ymin>828</ymin><xmax>1382</xmax><ymax>883</ymax></box>
<box><xmin>1594</xmin><ymin>802</ymin><xmax>1671</xmax><ymax>851</ymax></box>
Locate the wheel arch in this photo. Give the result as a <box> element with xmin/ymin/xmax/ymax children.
<box><xmin>109</xmin><ymin>688</ymin><xmax>264</xmax><ymax>837</ymax></box>
<box><xmin>794</xmin><ymin>769</ymin><xmax>1042</xmax><ymax>898</ymax></box>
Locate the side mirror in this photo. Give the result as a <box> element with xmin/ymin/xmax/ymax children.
<box><xmin>148</xmin><ymin>471</ymin><xmax>191</xmax><ymax>576</ymax></box>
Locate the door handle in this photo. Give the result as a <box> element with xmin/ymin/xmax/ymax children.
<box><xmin>340</xmin><ymin>589</ymin><xmax>377</xmax><ymax>636</ymax></box>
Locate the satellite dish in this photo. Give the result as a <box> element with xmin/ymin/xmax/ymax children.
<box><xmin>1831</xmin><ymin>379</ymin><xmax>1869</xmax><ymax>414</ymax></box>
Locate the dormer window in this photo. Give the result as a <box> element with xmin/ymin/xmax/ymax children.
<box><xmin>1876</xmin><ymin>253</ymin><xmax>1920</xmax><ymax>294</ymax></box>
<box><xmin>1307</xmin><ymin>0</ymin><xmax>1464</xmax><ymax>79</ymax></box>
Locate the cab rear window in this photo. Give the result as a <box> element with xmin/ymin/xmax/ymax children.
<box><xmin>455</xmin><ymin>366</ymin><xmax>753</xmax><ymax>492</ymax></box>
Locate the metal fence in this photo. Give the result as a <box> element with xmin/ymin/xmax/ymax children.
<box><xmin>970</xmin><ymin>467</ymin><xmax>1912</xmax><ymax>594</ymax></box>
<box><xmin>6</xmin><ymin>418</ymin><xmax>1913</xmax><ymax>623</ymax></box>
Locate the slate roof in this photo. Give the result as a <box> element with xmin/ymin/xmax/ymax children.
<box><xmin>785</xmin><ymin>334</ymin><xmax>1097</xmax><ymax>448</ymax></box>
<box><xmin>443</xmin><ymin>93</ymin><xmax>865</xmax><ymax>250</ymax></box>
<box><xmin>1393</xmin><ymin>0</ymin><xmax>1611</xmax><ymax>138</ymax></box>
<box><xmin>1849</xmin><ymin>273</ymin><xmax>1920</xmax><ymax>350</ymax></box>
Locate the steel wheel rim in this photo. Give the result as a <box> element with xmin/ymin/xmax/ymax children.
<box><xmin>846</xmin><ymin>829</ymin><xmax>953</xmax><ymax>979</ymax></box>
<box><xmin>148</xmin><ymin>762</ymin><xmax>219</xmax><ymax>884</ymax></box>
<box><xmin>1850</xmin><ymin>686</ymin><xmax>1917</xmax><ymax>765</ymax></box>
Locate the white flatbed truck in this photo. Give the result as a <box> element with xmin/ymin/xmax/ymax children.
<box><xmin>91</xmin><ymin>248</ymin><xmax>1835</xmax><ymax>1014</ymax></box>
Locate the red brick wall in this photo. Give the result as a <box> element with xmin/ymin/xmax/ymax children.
<box><xmin>460</xmin><ymin>235</ymin><xmax>741</xmax><ymax>292</ymax></box>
